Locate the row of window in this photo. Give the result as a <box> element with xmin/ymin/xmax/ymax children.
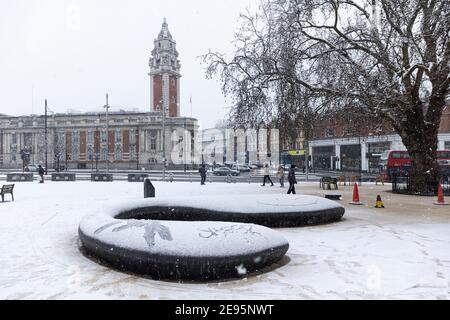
<box><xmin>325</xmin><ymin>127</ymin><xmax>356</xmax><ymax>138</ymax></box>
<box><xmin>85</xmin><ymin>144</ymin><xmax>137</xmax><ymax>161</ymax></box>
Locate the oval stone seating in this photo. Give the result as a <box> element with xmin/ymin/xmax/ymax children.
<box><xmin>79</xmin><ymin>194</ymin><xmax>344</xmax><ymax>281</ymax></box>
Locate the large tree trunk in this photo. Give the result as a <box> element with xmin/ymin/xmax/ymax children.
<box><xmin>400</xmin><ymin>124</ymin><xmax>441</xmax><ymax>195</ymax></box>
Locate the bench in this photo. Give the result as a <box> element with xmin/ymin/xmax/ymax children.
<box><xmin>348</xmin><ymin>175</ymin><xmax>362</xmax><ymax>186</ymax></box>
<box><xmin>375</xmin><ymin>174</ymin><xmax>385</xmax><ymax>185</ymax></box>
<box><xmin>320</xmin><ymin>177</ymin><xmax>338</xmax><ymax>190</ymax></box>
<box><xmin>1</xmin><ymin>184</ymin><xmax>15</xmax><ymax>202</ymax></box>
<box><xmin>325</xmin><ymin>194</ymin><xmax>342</xmax><ymax>200</ymax></box>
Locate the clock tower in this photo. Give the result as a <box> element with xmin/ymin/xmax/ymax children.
<box><xmin>149</xmin><ymin>18</ymin><xmax>181</xmax><ymax>118</ymax></box>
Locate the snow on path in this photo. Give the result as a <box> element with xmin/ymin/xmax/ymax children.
<box><xmin>0</xmin><ymin>181</ymin><xmax>449</xmax><ymax>299</ymax></box>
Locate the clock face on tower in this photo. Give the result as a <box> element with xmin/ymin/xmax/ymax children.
<box><xmin>149</xmin><ymin>19</ymin><xmax>181</xmax><ymax>118</ymax></box>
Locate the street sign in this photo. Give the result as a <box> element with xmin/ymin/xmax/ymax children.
<box><xmin>288</xmin><ymin>150</ymin><xmax>306</xmax><ymax>156</ymax></box>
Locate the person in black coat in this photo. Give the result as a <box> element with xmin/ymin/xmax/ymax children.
<box><xmin>38</xmin><ymin>165</ymin><xmax>45</xmax><ymax>183</ymax></box>
<box><xmin>199</xmin><ymin>164</ymin><xmax>207</xmax><ymax>185</ymax></box>
<box><xmin>287</xmin><ymin>165</ymin><xmax>297</xmax><ymax>194</ymax></box>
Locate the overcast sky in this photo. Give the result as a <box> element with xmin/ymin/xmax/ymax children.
<box><xmin>0</xmin><ymin>0</ymin><xmax>257</xmax><ymax>129</ymax></box>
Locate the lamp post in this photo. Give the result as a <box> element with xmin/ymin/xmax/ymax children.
<box><xmin>162</xmin><ymin>101</ymin><xmax>166</xmax><ymax>181</ymax></box>
<box><xmin>45</xmin><ymin>99</ymin><xmax>48</xmax><ymax>175</ymax></box>
<box><xmin>104</xmin><ymin>94</ymin><xmax>110</xmax><ymax>173</ymax></box>
<box><xmin>184</xmin><ymin>116</ymin><xmax>187</xmax><ymax>172</ymax></box>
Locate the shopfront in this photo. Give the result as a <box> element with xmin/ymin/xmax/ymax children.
<box><xmin>367</xmin><ymin>142</ymin><xmax>391</xmax><ymax>173</ymax></box>
<box><xmin>312</xmin><ymin>146</ymin><xmax>335</xmax><ymax>170</ymax></box>
<box><xmin>340</xmin><ymin>144</ymin><xmax>361</xmax><ymax>172</ymax></box>
<box><xmin>281</xmin><ymin>150</ymin><xmax>307</xmax><ymax>168</ymax></box>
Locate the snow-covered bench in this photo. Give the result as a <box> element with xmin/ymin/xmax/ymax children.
<box><xmin>1</xmin><ymin>184</ymin><xmax>14</xmax><ymax>202</ymax></box>
<box><xmin>79</xmin><ymin>194</ymin><xmax>345</xmax><ymax>281</ymax></box>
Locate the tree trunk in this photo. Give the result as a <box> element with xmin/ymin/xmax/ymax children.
<box><xmin>400</xmin><ymin>129</ymin><xmax>441</xmax><ymax>194</ymax></box>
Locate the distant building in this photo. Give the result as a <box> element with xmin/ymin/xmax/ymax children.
<box><xmin>200</xmin><ymin>127</ymin><xmax>280</xmax><ymax>166</ymax></box>
<box><xmin>308</xmin><ymin>105</ymin><xmax>450</xmax><ymax>173</ymax></box>
<box><xmin>0</xmin><ymin>111</ymin><xmax>197</xmax><ymax>170</ymax></box>
<box><xmin>0</xmin><ymin>19</ymin><xmax>199</xmax><ymax>170</ymax></box>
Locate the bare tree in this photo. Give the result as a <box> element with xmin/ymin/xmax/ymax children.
<box><xmin>204</xmin><ymin>0</ymin><xmax>449</xmax><ymax>193</ymax></box>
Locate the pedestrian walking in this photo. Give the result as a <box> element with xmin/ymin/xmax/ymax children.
<box><xmin>38</xmin><ymin>164</ymin><xmax>45</xmax><ymax>184</ymax></box>
<box><xmin>261</xmin><ymin>163</ymin><xmax>274</xmax><ymax>186</ymax></box>
<box><xmin>276</xmin><ymin>166</ymin><xmax>285</xmax><ymax>187</ymax></box>
<box><xmin>287</xmin><ymin>165</ymin><xmax>297</xmax><ymax>194</ymax></box>
<box><xmin>199</xmin><ymin>164</ymin><xmax>207</xmax><ymax>185</ymax></box>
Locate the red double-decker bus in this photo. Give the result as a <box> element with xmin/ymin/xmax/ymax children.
<box><xmin>380</xmin><ymin>150</ymin><xmax>450</xmax><ymax>181</ymax></box>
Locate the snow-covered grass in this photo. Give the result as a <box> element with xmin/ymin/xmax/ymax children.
<box><xmin>0</xmin><ymin>181</ymin><xmax>449</xmax><ymax>299</ymax></box>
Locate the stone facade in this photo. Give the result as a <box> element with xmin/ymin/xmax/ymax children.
<box><xmin>0</xmin><ymin>111</ymin><xmax>198</xmax><ymax>170</ymax></box>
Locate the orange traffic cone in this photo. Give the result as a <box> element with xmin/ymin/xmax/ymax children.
<box><xmin>434</xmin><ymin>183</ymin><xmax>449</xmax><ymax>206</ymax></box>
<box><xmin>375</xmin><ymin>195</ymin><xmax>385</xmax><ymax>208</ymax></box>
<box><xmin>349</xmin><ymin>182</ymin><xmax>363</xmax><ymax>205</ymax></box>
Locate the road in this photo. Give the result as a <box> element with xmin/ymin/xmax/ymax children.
<box><xmin>0</xmin><ymin>168</ymin><xmax>379</xmax><ymax>183</ymax></box>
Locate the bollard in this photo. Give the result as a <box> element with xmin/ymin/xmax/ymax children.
<box><xmin>189</xmin><ymin>173</ymin><xmax>192</xmax><ymax>183</ymax></box>
<box><xmin>144</xmin><ymin>178</ymin><xmax>155</xmax><ymax>198</ymax></box>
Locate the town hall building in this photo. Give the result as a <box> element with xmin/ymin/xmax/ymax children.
<box><xmin>0</xmin><ymin>19</ymin><xmax>198</xmax><ymax>171</ymax></box>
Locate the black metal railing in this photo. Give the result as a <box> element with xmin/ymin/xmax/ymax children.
<box><xmin>392</xmin><ymin>174</ymin><xmax>450</xmax><ymax>196</ymax></box>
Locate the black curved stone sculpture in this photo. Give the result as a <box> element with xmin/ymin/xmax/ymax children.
<box><xmin>79</xmin><ymin>194</ymin><xmax>344</xmax><ymax>281</ymax></box>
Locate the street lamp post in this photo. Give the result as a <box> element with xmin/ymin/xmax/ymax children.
<box><xmin>162</xmin><ymin>102</ymin><xmax>166</xmax><ymax>181</ymax></box>
<box><xmin>104</xmin><ymin>94</ymin><xmax>110</xmax><ymax>173</ymax></box>
<box><xmin>45</xmin><ymin>99</ymin><xmax>48</xmax><ymax>175</ymax></box>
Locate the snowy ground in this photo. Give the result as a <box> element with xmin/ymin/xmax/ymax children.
<box><xmin>0</xmin><ymin>180</ymin><xmax>449</xmax><ymax>300</ymax></box>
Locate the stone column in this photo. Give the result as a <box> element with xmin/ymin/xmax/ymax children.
<box><xmin>335</xmin><ymin>144</ymin><xmax>341</xmax><ymax>170</ymax></box>
<box><xmin>361</xmin><ymin>141</ymin><xmax>368</xmax><ymax>172</ymax></box>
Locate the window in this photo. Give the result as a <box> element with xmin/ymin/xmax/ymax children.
<box><xmin>115</xmin><ymin>145</ymin><xmax>122</xmax><ymax>161</ymax></box>
<box><xmin>56</xmin><ymin>130</ymin><xmax>66</xmax><ymax>158</ymax></box>
<box><xmin>11</xmin><ymin>133</ymin><xmax>17</xmax><ymax>145</ymax></box>
<box><xmin>445</xmin><ymin>142</ymin><xmax>450</xmax><ymax>150</ymax></box>
<box><xmin>130</xmin><ymin>129</ymin><xmax>137</xmax><ymax>145</ymax></box>
<box><xmin>130</xmin><ymin>145</ymin><xmax>136</xmax><ymax>161</ymax></box>
<box><xmin>87</xmin><ymin>146</ymin><xmax>94</xmax><ymax>161</ymax></box>
<box><xmin>87</xmin><ymin>130</ymin><xmax>94</xmax><ymax>144</ymax></box>
<box><xmin>101</xmin><ymin>146</ymin><xmax>107</xmax><ymax>161</ymax></box>
<box><xmin>393</xmin><ymin>152</ymin><xmax>410</xmax><ymax>159</ymax></box>
<box><xmin>101</xmin><ymin>130</ymin><xmax>107</xmax><ymax>143</ymax></box>
<box><xmin>115</xmin><ymin>129</ymin><xmax>122</xmax><ymax>143</ymax></box>
<box><xmin>325</xmin><ymin>127</ymin><xmax>335</xmax><ymax>137</ymax></box>
<box><xmin>72</xmin><ymin>130</ymin><xmax>79</xmax><ymax>161</ymax></box>
<box><xmin>438</xmin><ymin>150</ymin><xmax>450</xmax><ymax>158</ymax></box>
<box><xmin>345</xmin><ymin>127</ymin><xmax>354</xmax><ymax>136</ymax></box>
<box><xmin>150</xmin><ymin>131</ymin><xmax>157</xmax><ymax>151</ymax></box>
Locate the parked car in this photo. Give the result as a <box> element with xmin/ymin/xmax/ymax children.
<box><xmin>232</xmin><ymin>164</ymin><xmax>251</xmax><ymax>172</ymax></box>
<box><xmin>213</xmin><ymin>167</ymin><xmax>240</xmax><ymax>176</ymax></box>
<box><xmin>250</xmin><ymin>162</ymin><xmax>264</xmax><ymax>169</ymax></box>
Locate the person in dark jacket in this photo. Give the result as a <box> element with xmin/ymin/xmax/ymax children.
<box><xmin>199</xmin><ymin>164</ymin><xmax>207</xmax><ymax>185</ymax></box>
<box><xmin>38</xmin><ymin>164</ymin><xmax>45</xmax><ymax>183</ymax></box>
<box><xmin>287</xmin><ymin>165</ymin><xmax>297</xmax><ymax>194</ymax></box>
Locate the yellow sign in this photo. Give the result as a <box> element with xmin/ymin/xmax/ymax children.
<box><xmin>288</xmin><ymin>150</ymin><xmax>306</xmax><ymax>156</ymax></box>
